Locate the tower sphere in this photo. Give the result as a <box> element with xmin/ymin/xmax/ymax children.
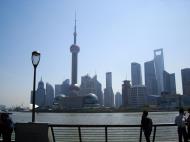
<box><xmin>69</xmin><ymin>84</ymin><xmax>80</xmax><ymax>91</ymax></box>
<box><xmin>70</xmin><ymin>44</ymin><xmax>80</xmax><ymax>53</ymax></box>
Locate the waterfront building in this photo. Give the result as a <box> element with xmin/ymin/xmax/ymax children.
<box><xmin>131</xmin><ymin>62</ymin><xmax>142</xmax><ymax>86</ymax></box>
<box><xmin>0</xmin><ymin>105</ymin><xmax>6</xmax><ymax>111</ymax></box>
<box><xmin>163</xmin><ymin>71</ymin><xmax>176</xmax><ymax>94</ymax></box>
<box><xmin>45</xmin><ymin>83</ymin><xmax>54</xmax><ymax>107</ymax></box>
<box><xmin>147</xmin><ymin>95</ymin><xmax>160</xmax><ymax>108</ymax></box>
<box><xmin>115</xmin><ymin>92</ymin><xmax>122</xmax><ymax>108</ymax></box>
<box><xmin>181</xmin><ymin>95</ymin><xmax>190</xmax><ymax>107</ymax></box>
<box><xmin>159</xmin><ymin>93</ymin><xmax>180</xmax><ymax>109</ymax></box>
<box><xmin>144</xmin><ymin>60</ymin><xmax>158</xmax><ymax>95</ymax></box>
<box><xmin>70</xmin><ymin>15</ymin><xmax>80</xmax><ymax>85</ymax></box>
<box><xmin>53</xmin><ymin>93</ymin><xmax>99</xmax><ymax>109</ymax></box>
<box><xmin>128</xmin><ymin>85</ymin><xmax>147</xmax><ymax>107</ymax></box>
<box><xmin>181</xmin><ymin>68</ymin><xmax>190</xmax><ymax>95</ymax></box>
<box><xmin>104</xmin><ymin>72</ymin><xmax>114</xmax><ymax>107</ymax></box>
<box><xmin>154</xmin><ymin>48</ymin><xmax>165</xmax><ymax>95</ymax></box>
<box><xmin>80</xmin><ymin>74</ymin><xmax>103</xmax><ymax>106</ymax></box>
<box><xmin>122</xmin><ymin>80</ymin><xmax>131</xmax><ymax>107</ymax></box>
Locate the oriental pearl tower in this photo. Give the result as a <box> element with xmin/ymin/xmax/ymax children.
<box><xmin>70</xmin><ymin>15</ymin><xmax>80</xmax><ymax>86</ymax></box>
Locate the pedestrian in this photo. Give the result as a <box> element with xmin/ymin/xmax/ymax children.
<box><xmin>141</xmin><ymin>110</ymin><xmax>153</xmax><ymax>142</ymax></box>
<box><xmin>175</xmin><ymin>108</ymin><xmax>188</xmax><ymax>142</ymax></box>
<box><xmin>186</xmin><ymin>108</ymin><xmax>190</xmax><ymax>140</ymax></box>
<box><xmin>0</xmin><ymin>113</ymin><xmax>2</xmax><ymax>139</ymax></box>
<box><xmin>0</xmin><ymin>112</ymin><xmax>14</xmax><ymax>142</ymax></box>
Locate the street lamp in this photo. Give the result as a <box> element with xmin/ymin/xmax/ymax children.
<box><xmin>31</xmin><ymin>51</ymin><xmax>40</xmax><ymax>122</ymax></box>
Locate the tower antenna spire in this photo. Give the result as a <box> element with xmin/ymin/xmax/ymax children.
<box><xmin>70</xmin><ymin>11</ymin><xmax>80</xmax><ymax>85</ymax></box>
<box><xmin>74</xmin><ymin>11</ymin><xmax>77</xmax><ymax>44</ymax></box>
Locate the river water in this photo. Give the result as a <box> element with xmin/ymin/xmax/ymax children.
<box><xmin>11</xmin><ymin>111</ymin><xmax>178</xmax><ymax>124</ymax></box>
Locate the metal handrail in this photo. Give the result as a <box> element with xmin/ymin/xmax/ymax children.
<box><xmin>49</xmin><ymin>123</ymin><xmax>176</xmax><ymax>127</ymax></box>
<box><xmin>49</xmin><ymin>123</ymin><xmax>177</xmax><ymax>142</ymax></box>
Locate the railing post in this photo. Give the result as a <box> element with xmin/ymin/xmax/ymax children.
<box><xmin>105</xmin><ymin>126</ymin><xmax>108</xmax><ymax>142</ymax></box>
<box><xmin>139</xmin><ymin>126</ymin><xmax>142</xmax><ymax>142</ymax></box>
<box><xmin>78</xmin><ymin>126</ymin><xmax>82</xmax><ymax>142</ymax></box>
<box><xmin>50</xmin><ymin>126</ymin><xmax>56</xmax><ymax>142</ymax></box>
<box><xmin>152</xmin><ymin>126</ymin><xmax>156</xmax><ymax>142</ymax></box>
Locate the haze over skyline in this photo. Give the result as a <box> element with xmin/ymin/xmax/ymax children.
<box><xmin>1</xmin><ymin>0</ymin><xmax>190</xmax><ymax>107</ymax></box>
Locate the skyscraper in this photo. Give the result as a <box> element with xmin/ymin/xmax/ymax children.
<box><xmin>70</xmin><ymin>15</ymin><xmax>80</xmax><ymax>85</ymax></box>
<box><xmin>122</xmin><ymin>80</ymin><xmax>131</xmax><ymax>107</ymax></box>
<box><xmin>131</xmin><ymin>62</ymin><xmax>142</xmax><ymax>86</ymax></box>
<box><xmin>106</xmin><ymin>72</ymin><xmax>112</xmax><ymax>88</ymax></box>
<box><xmin>104</xmin><ymin>72</ymin><xmax>114</xmax><ymax>107</ymax></box>
<box><xmin>154</xmin><ymin>48</ymin><xmax>165</xmax><ymax>95</ymax></box>
<box><xmin>115</xmin><ymin>92</ymin><xmax>122</xmax><ymax>108</ymax></box>
<box><xmin>45</xmin><ymin>83</ymin><xmax>54</xmax><ymax>107</ymax></box>
<box><xmin>144</xmin><ymin>60</ymin><xmax>158</xmax><ymax>95</ymax></box>
<box><xmin>170</xmin><ymin>73</ymin><xmax>176</xmax><ymax>94</ymax></box>
<box><xmin>181</xmin><ymin>68</ymin><xmax>190</xmax><ymax>95</ymax></box>
<box><xmin>163</xmin><ymin>71</ymin><xmax>176</xmax><ymax>94</ymax></box>
<box><xmin>31</xmin><ymin>78</ymin><xmax>46</xmax><ymax>107</ymax></box>
<box><xmin>163</xmin><ymin>71</ymin><xmax>171</xmax><ymax>94</ymax></box>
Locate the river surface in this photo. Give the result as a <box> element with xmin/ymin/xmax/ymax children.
<box><xmin>11</xmin><ymin>111</ymin><xmax>178</xmax><ymax>124</ymax></box>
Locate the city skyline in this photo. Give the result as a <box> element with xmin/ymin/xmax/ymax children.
<box><xmin>1</xmin><ymin>0</ymin><xmax>190</xmax><ymax>106</ymax></box>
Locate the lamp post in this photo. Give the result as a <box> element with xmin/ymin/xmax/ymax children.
<box><xmin>31</xmin><ymin>51</ymin><xmax>40</xmax><ymax>122</ymax></box>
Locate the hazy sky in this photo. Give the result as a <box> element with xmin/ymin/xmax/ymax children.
<box><xmin>1</xmin><ymin>0</ymin><xmax>190</xmax><ymax>107</ymax></box>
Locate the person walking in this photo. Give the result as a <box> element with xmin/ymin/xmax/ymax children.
<box><xmin>186</xmin><ymin>108</ymin><xmax>190</xmax><ymax>140</ymax></box>
<box><xmin>0</xmin><ymin>113</ymin><xmax>3</xmax><ymax>140</ymax></box>
<box><xmin>141</xmin><ymin>110</ymin><xmax>153</xmax><ymax>142</ymax></box>
<box><xmin>175</xmin><ymin>108</ymin><xmax>188</xmax><ymax>142</ymax></box>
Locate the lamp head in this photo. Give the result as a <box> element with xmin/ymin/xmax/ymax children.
<box><xmin>32</xmin><ymin>51</ymin><xmax>40</xmax><ymax>67</ymax></box>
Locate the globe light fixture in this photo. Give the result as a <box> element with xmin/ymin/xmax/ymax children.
<box><xmin>31</xmin><ymin>51</ymin><xmax>40</xmax><ymax>122</ymax></box>
<box><xmin>32</xmin><ymin>51</ymin><xmax>40</xmax><ymax>67</ymax></box>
